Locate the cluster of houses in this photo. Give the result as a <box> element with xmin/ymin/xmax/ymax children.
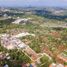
<box><xmin>1</xmin><ymin>34</ymin><xmax>27</xmax><ymax>50</ymax></box>
<box><xmin>0</xmin><ymin>33</ymin><xmax>38</xmax><ymax>61</ymax></box>
<box><xmin>0</xmin><ymin>33</ymin><xmax>67</xmax><ymax>67</ymax></box>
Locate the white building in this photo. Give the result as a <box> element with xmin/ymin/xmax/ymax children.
<box><xmin>12</xmin><ymin>18</ymin><xmax>31</xmax><ymax>24</ymax></box>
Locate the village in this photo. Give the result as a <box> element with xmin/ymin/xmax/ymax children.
<box><xmin>0</xmin><ymin>30</ymin><xmax>67</xmax><ymax>67</ymax></box>
<box><xmin>0</xmin><ymin>7</ymin><xmax>67</xmax><ymax>67</ymax></box>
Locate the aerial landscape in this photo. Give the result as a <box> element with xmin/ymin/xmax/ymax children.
<box><xmin>0</xmin><ymin>0</ymin><xmax>67</xmax><ymax>67</ymax></box>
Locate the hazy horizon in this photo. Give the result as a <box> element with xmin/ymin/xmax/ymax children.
<box><xmin>0</xmin><ymin>0</ymin><xmax>67</xmax><ymax>8</ymax></box>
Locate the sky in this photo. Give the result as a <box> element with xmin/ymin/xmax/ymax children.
<box><xmin>0</xmin><ymin>0</ymin><xmax>67</xmax><ymax>7</ymax></box>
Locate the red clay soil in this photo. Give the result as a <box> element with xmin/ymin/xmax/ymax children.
<box><xmin>50</xmin><ymin>31</ymin><xmax>61</xmax><ymax>38</ymax></box>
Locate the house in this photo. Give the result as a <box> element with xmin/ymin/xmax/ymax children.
<box><xmin>57</xmin><ymin>54</ymin><xmax>67</xmax><ymax>63</ymax></box>
<box><xmin>4</xmin><ymin>64</ymin><xmax>9</xmax><ymax>67</ymax></box>
<box><xmin>49</xmin><ymin>63</ymin><xmax>56</xmax><ymax>67</ymax></box>
<box><xmin>29</xmin><ymin>64</ymin><xmax>33</xmax><ymax>67</ymax></box>
<box><xmin>0</xmin><ymin>52</ymin><xmax>6</xmax><ymax>60</ymax></box>
<box><xmin>22</xmin><ymin>63</ymin><xmax>27</xmax><ymax>67</ymax></box>
<box><xmin>65</xmin><ymin>66</ymin><xmax>67</xmax><ymax>67</ymax></box>
<box><xmin>49</xmin><ymin>63</ymin><xmax>64</xmax><ymax>67</ymax></box>
<box><xmin>0</xmin><ymin>52</ymin><xmax>9</xmax><ymax>60</ymax></box>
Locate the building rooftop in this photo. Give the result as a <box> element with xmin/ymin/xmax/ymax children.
<box><xmin>49</xmin><ymin>63</ymin><xmax>64</xmax><ymax>67</ymax></box>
